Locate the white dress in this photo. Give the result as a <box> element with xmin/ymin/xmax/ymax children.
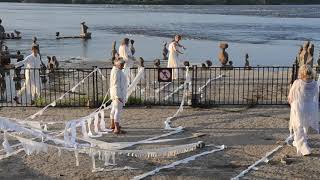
<box><xmin>167</xmin><ymin>41</ymin><xmax>180</xmax><ymax>80</ymax></box>
<box><xmin>288</xmin><ymin>79</ymin><xmax>319</xmax><ymax>155</ymax></box>
<box><xmin>15</xmin><ymin>53</ymin><xmax>42</xmax><ymax>104</ymax></box>
<box><xmin>119</xmin><ymin>44</ymin><xmax>133</xmax><ymax>83</ymax></box>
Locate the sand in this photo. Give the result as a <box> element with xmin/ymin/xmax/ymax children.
<box><xmin>0</xmin><ymin>105</ymin><xmax>319</xmax><ymax>180</ymax></box>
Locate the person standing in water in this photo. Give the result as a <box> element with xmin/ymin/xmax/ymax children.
<box><xmin>167</xmin><ymin>35</ymin><xmax>186</xmax><ymax>80</ymax></box>
<box><xmin>13</xmin><ymin>45</ymin><xmax>42</xmax><ymax>104</ymax></box>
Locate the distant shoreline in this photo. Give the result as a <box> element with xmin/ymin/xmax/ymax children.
<box><xmin>2</xmin><ymin>1</ymin><xmax>320</xmax><ymax>5</ymax></box>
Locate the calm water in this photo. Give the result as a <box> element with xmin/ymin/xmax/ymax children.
<box><xmin>0</xmin><ymin>3</ymin><xmax>319</xmax><ymax>66</ymax></box>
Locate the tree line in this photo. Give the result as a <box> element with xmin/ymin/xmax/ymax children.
<box><xmin>2</xmin><ymin>0</ymin><xmax>319</xmax><ymax>5</ymax></box>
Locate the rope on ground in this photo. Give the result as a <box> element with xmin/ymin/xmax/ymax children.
<box><xmin>231</xmin><ymin>135</ymin><xmax>292</xmax><ymax>180</ymax></box>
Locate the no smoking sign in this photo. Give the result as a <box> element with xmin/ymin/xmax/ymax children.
<box><xmin>158</xmin><ymin>68</ymin><xmax>172</xmax><ymax>82</ymax></box>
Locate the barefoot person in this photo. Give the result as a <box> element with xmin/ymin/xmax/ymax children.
<box><xmin>109</xmin><ymin>59</ymin><xmax>127</xmax><ymax>134</ymax></box>
<box><xmin>167</xmin><ymin>35</ymin><xmax>186</xmax><ymax>80</ymax></box>
<box><xmin>13</xmin><ymin>45</ymin><xmax>42</xmax><ymax>104</ymax></box>
<box><xmin>288</xmin><ymin>65</ymin><xmax>319</xmax><ymax>156</ymax></box>
<box><xmin>119</xmin><ymin>38</ymin><xmax>134</xmax><ymax>83</ymax></box>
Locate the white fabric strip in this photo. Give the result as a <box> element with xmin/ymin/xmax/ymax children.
<box><xmin>28</xmin><ymin>68</ymin><xmax>101</xmax><ymax>120</ymax></box>
<box><xmin>198</xmin><ymin>75</ymin><xmax>224</xmax><ymax>98</ymax></box>
<box><xmin>155</xmin><ymin>82</ymin><xmax>173</xmax><ymax>94</ymax></box>
<box><xmin>132</xmin><ymin>145</ymin><xmax>226</xmax><ymax>180</ymax></box>
<box><xmin>231</xmin><ymin>135</ymin><xmax>292</xmax><ymax>180</ymax></box>
<box><xmin>164</xmin><ymin>84</ymin><xmax>185</xmax><ymax>101</ymax></box>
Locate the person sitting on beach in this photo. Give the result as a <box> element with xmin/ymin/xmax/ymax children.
<box><xmin>119</xmin><ymin>38</ymin><xmax>135</xmax><ymax>83</ymax></box>
<box><xmin>167</xmin><ymin>35</ymin><xmax>185</xmax><ymax>80</ymax></box>
<box><xmin>109</xmin><ymin>58</ymin><xmax>127</xmax><ymax>134</ymax></box>
<box><xmin>0</xmin><ymin>19</ymin><xmax>5</xmax><ymax>40</ymax></box>
<box><xmin>12</xmin><ymin>45</ymin><xmax>42</xmax><ymax>105</ymax></box>
<box><xmin>288</xmin><ymin>65</ymin><xmax>319</xmax><ymax>156</ymax></box>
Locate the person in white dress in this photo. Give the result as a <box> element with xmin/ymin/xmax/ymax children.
<box><xmin>288</xmin><ymin>65</ymin><xmax>319</xmax><ymax>156</ymax></box>
<box><xmin>119</xmin><ymin>38</ymin><xmax>135</xmax><ymax>84</ymax></box>
<box><xmin>167</xmin><ymin>35</ymin><xmax>186</xmax><ymax>80</ymax></box>
<box><xmin>13</xmin><ymin>45</ymin><xmax>42</xmax><ymax>104</ymax></box>
<box><xmin>109</xmin><ymin>58</ymin><xmax>127</xmax><ymax>134</ymax></box>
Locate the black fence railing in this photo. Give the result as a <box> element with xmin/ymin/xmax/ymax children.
<box><xmin>192</xmin><ymin>66</ymin><xmax>296</xmax><ymax>106</ymax></box>
<box><xmin>0</xmin><ymin>65</ymin><xmax>300</xmax><ymax>107</ymax></box>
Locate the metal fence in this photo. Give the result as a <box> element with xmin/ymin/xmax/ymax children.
<box><xmin>192</xmin><ymin>66</ymin><xmax>296</xmax><ymax>106</ymax></box>
<box><xmin>0</xmin><ymin>65</ymin><xmax>298</xmax><ymax>107</ymax></box>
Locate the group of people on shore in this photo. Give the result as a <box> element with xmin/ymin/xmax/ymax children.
<box><xmin>109</xmin><ymin>34</ymin><xmax>186</xmax><ymax>134</ymax></box>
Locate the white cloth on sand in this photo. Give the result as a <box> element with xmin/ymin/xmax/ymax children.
<box><xmin>288</xmin><ymin>79</ymin><xmax>319</xmax><ymax>155</ymax></box>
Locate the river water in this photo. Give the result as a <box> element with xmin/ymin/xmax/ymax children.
<box><xmin>0</xmin><ymin>3</ymin><xmax>319</xmax><ymax>66</ymax></box>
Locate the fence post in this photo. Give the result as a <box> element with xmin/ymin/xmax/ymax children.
<box><xmin>92</xmin><ymin>66</ymin><xmax>97</xmax><ymax>108</ymax></box>
<box><xmin>291</xmin><ymin>64</ymin><xmax>298</xmax><ymax>84</ymax></box>
<box><xmin>191</xmin><ymin>65</ymin><xmax>198</xmax><ymax>106</ymax></box>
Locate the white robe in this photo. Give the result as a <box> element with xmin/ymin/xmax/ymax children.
<box><xmin>110</xmin><ymin>66</ymin><xmax>127</xmax><ymax>122</ymax></box>
<box><xmin>110</xmin><ymin>66</ymin><xmax>127</xmax><ymax>102</ymax></box>
<box><xmin>119</xmin><ymin>44</ymin><xmax>134</xmax><ymax>83</ymax></box>
<box><xmin>15</xmin><ymin>53</ymin><xmax>42</xmax><ymax>104</ymax></box>
<box><xmin>167</xmin><ymin>41</ymin><xmax>180</xmax><ymax>80</ymax></box>
<box><xmin>288</xmin><ymin>79</ymin><xmax>319</xmax><ymax>155</ymax></box>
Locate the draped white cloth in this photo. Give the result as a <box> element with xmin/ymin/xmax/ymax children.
<box><xmin>119</xmin><ymin>44</ymin><xmax>134</xmax><ymax>83</ymax></box>
<box><xmin>288</xmin><ymin>79</ymin><xmax>319</xmax><ymax>155</ymax></box>
<box><xmin>167</xmin><ymin>42</ymin><xmax>180</xmax><ymax>80</ymax></box>
<box><xmin>14</xmin><ymin>53</ymin><xmax>42</xmax><ymax>104</ymax></box>
<box><xmin>4</xmin><ymin>70</ymin><xmax>16</xmax><ymax>101</ymax></box>
<box><xmin>110</xmin><ymin>66</ymin><xmax>127</xmax><ymax>102</ymax></box>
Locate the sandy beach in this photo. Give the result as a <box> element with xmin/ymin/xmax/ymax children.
<box><xmin>1</xmin><ymin>105</ymin><xmax>319</xmax><ymax>180</ymax></box>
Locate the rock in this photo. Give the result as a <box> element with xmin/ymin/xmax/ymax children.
<box><xmin>154</xmin><ymin>59</ymin><xmax>160</xmax><ymax>68</ymax></box>
<box><xmin>196</xmin><ymin>141</ymin><xmax>206</xmax><ymax>149</ymax></box>
<box><xmin>218</xmin><ymin>42</ymin><xmax>229</xmax><ymax>66</ymax></box>
<box><xmin>183</xmin><ymin>61</ymin><xmax>190</xmax><ymax>67</ymax></box>
<box><xmin>206</xmin><ymin>60</ymin><xmax>212</xmax><ymax>67</ymax></box>
<box><xmin>280</xmin><ymin>155</ymin><xmax>293</xmax><ymax>165</ymax></box>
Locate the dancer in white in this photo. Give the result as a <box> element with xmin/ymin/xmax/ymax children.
<box><xmin>288</xmin><ymin>65</ymin><xmax>319</xmax><ymax>156</ymax></box>
<box><xmin>119</xmin><ymin>38</ymin><xmax>134</xmax><ymax>83</ymax></box>
<box><xmin>167</xmin><ymin>35</ymin><xmax>186</xmax><ymax>80</ymax></box>
<box><xmin>109</xmin><ymin>58</ymin><xmax>127</xmax><ymax>134</ymax></box>
<box><xmin>13</xmin><ymin>45</ymin><xmax>42</xmax><ymax>104</ymax></box>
